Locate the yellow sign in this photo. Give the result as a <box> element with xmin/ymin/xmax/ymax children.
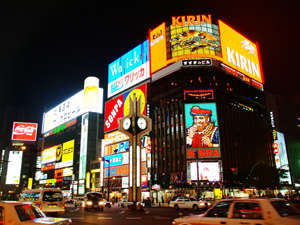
<box><xmin>86</xmin><ymin>172</ymin><xmax>90</xmax><ymax>189</ymax></box>
<box><xmin>62</xmin><ymin>139</ymin><xmax>74</xmax><ymax>162</ymax></box>
<box><xmin>150</xmin><ymin>22</ymin><xmax>167</xmax><ymax>73</ymax></box>
<box><xmin>91</xmin><ymin>168</ymin><xmax>101</xmax><ymax>173</ymax></box>
<box><xmin>56</xmin><ymin>144</ymin><xmax>63</xmax><ymax>161</ymax></box>
<box><xmin>41</xmin><ymin>146</ymin><xmax>57</xmax><ymax>164</ymax></box>
<box><xmin>214</xmin><ymin>188</ymin><xmax>222</xmax><ymax>199</ymax></box>
<box><xmin>27</xmin><ymin>178</ymin><xmax>33</xmax><ymax>190</ymax></box>
<box><xmin>123</xmin><ymin>88</ymin><xmax>146</xmax><ymax>117</ymax></box>
<box><xmin>219</xmin><ymin>20</ymin><xmax>263</xmax><ymax>84</ymax></box>
<box><xmin>46</xmin><ymin>178</ymin><xmax>56</xmax><ymax>184</ymax></box>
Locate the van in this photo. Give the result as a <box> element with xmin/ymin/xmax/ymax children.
<box><xmin>19</xmin><ymin>188</ymin><xmax>65</xmax><ymax>215</ymax></box>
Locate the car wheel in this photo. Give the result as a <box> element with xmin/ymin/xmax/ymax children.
<box><xmin>174</xmin><ymin>204</ymin><xmax>179</xmax><ymax>210</ymax></box>
<box><xmin>193</xmin><ymin>204</ymin><xmax>198</xmax><ymax>211</ymax></box>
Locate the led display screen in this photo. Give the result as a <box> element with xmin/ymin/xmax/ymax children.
<box><xmin>219</xmin><ymin>20</ymin><xmax>263</xmax><ymax>84</ymax></box>
<box><xmin>104</xmin><ymin>83</ymin><xmax>147</xmax><ymax>133</ymax></box>
<box><xmin>42</xmin><ymin>88</ymin><xmax>103</xmax><ymax>134</ymax></box>
<box><xmin>169</xmin><ymin>15</ymin><xmax>221</xmax><ymax>61</ymax></box>
<box><xmin>5</xmin><ymin>151</ymin><xmax>23</xmax><ymax>184</ymax></box>
<box><xmin>189</xmin><ymin>161</ymin><xmax>220</xmax><ymax>181</ymax></box>
<box><xmin>11</xmin><ymin>122</ymin><xmax>38</xmax><ymax>141</ymax></box>
<box><xmin>185</xmin><ymin>103</ymin><xmax>220</xmax><ymax>148</ymax></box>
<box><xmin>108</xmin><ymin>40</ymin><xmax>150</xmax><ymax>98</ymax></box>
<box><xmin>274</xmin><ymin>131</ymin><xmax>292</xmax><ymax>184</ymax></box>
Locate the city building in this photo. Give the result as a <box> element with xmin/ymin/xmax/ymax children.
<box><xmin>35</xmin><ymin>77</ymin><xmax>104</xmax><ymax>197</ymax></box>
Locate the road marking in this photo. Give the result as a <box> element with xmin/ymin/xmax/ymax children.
<box><xmin>154</xmin><ymin>216</ymin><xmax>171</xmax><ymax>220</ymax></box>
<box><xmin>98</xmin><ymin>217</ymin><xmax>112</xmax><ymax>220</ymax></box>
<box><xmin>126</xmin><ymin>217</ymin><xmax>142</xmax><ymax>220</ymax></box>
<box><xmin>71</xmin><ymin>217</ymin><xmax>84</xmax><ymax>220</ymax></box>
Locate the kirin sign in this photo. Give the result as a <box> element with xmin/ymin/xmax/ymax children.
<box><xmin>11</xmin><ymin>122</ymin><xmax>38</xmax><ymax>141</ymax></box>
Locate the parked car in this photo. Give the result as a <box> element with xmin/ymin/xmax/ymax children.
<box><xmin>169</xmin><ymin>197</ymin><xmax>211</xmax><ymax>210</ymax></box>
<box><xmin>172</xmin><ymin>198</ymin><xmax>300</xmax><ymax>225</ymax></box>
<box><xmin>82</xmin><ymin>192</ymin><xmax>104</xmax><ymax>211</ymax></box>
<box><xmin>0</xmin><ymin>201</ymin><xmax>72</xmax><ymax>225</ymax></box>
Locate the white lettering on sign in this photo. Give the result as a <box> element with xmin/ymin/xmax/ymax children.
<box><xmin>105</xmin><ymin>99</ymin><xmax>123</xmax><ymax>128</ymax></box>
<box><xmin>226</xmin><ymin>47</ymin><xmax>260</xmax><ymax>78</ymax></box>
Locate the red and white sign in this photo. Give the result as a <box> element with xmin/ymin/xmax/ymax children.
<box><xmin>104</xmin><ymin>95</ymin><xmax>124</xmax><ymax>132</ymax></box>
<box><xmin>104</xmin><ymin>83</ymin><xmax>147</xmax><ymax>133</ymax></box>
<box><xmin>11</xmin><ymin>122</ymin><xmax>38</xmax><ymax>141</ymax></box>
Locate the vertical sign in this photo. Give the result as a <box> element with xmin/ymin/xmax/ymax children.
<box><xmin>79</xmin><ymin>113</ymin><xmax>89</xmax><ymax>180</ymax></box>
<box><xmin>149</xmin><ymin>22</ymin><xmax>167</xmax><ymax>73</ymax></box>
<box><xmin>5</xmin><ymin>151</ymin><xmax>23</xmax><ymax>184</ymax></box>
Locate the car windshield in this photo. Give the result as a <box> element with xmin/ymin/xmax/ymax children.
<box><xmin>87</xmin><ymin>193</ymin><xmax>102</xmax><ymax>200</ymax></box>
<box><xmin>42</xmin><ymin>191</ymin><xmax>63</xmax><ymax>202</ymax></box>
<box><xmin>15</xmin><ymin>204</ymin><xmax>45</xmax><ymax>221</ymax></box>
<box><xmin>271</xmin><ymin>200</ymin><xmax>300</xmax><ymax>217</ymax></box>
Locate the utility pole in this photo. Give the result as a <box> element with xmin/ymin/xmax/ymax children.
<box><xmin>119</xmin><ymin>94</ymin><xmax>152</xmax><ymax>202</ymax></box>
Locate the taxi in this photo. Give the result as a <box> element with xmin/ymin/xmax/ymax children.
<box><xmin>0</xmin><ymin>201</ymin><xmax>71</xmax><ymax>225</ymax></box>
<box><xmin>169</xmin><ymin>197</ymin><xmax>211</xmax><ymax>210</ymax></box>
<box><xmin>172</xmin><ymin>198</ymin><xmax>300</xmax><ymax>225</ymax></box>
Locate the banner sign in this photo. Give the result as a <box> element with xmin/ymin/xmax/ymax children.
<box><xmin>104</xmin><ymin>83</ymin><xmax>147</xmax><ymax>133</ymax></box>
<box><xmin>219</xmin><ymin>20</ymin><xmax>263</xmax><ymax>85</ymax></box>
<box><xmin>186</xmin><ymin>148</ymin><xmax>221</xmax><ymax>159</ymax></box>
<box><xmin>11</xmin><ymin>122</ymin><xmax>38</xmax><ymax>141</ymax></box>
<box><xmin>104</xmin><ymin>164</ymin><xmax>129</xmax><ymax>178</ymax></box>
<box><xmin>79</xmin><ymin>113</ymin><xmax>89</xmax><ymax>179</ymax></box>
<box><xmin>108</xmin><ymin>40</ymin><xmax>150</xmax><ymax>98</ymax></box>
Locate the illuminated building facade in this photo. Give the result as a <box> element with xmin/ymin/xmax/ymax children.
<box><xmin>147</xmin><ymin>15</ymin><xmax>275</xmax><ymax>200</ymax></box>
<box><xmin>36</xmin><ymin>77</ymin><xmax>104</xmax><ymax>196</ymax></box>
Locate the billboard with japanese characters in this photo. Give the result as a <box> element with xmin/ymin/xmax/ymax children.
<box><xmin>108</xmin><ymin>40</ymin><xmax>150</xmax><ymax>98</ymax></box>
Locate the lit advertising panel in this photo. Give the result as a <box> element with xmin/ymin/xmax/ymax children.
<box><xmin>274</xmin><ymin>131</ymin><xmax>292</xmax><ymax>184</ymax></box>
<box><xmin>42</xmin><ymin>88</ymin><xmax>103</xmax><ymax>134</ymax></box>
<box><xmin>108</xmin><ymin>40</ymin><xmax>150</xmax><ymax>98</ymax></box>
<box><xmin>5</xmin><ymin>151</ymin><xmax>23</xmax><ymax>184</ymax></box>
<box><xmin>104</xmin><ymin>131</ymin><xmax>129</xmax><ymax>144</ymax></box>
<box><xmin>149</xmin><ymin>23</ymin><xmax>167</xmax><ymax>73</ymax></box>
<box><xmin>104</xmin><ymin>141</ymin><xmax>129</xmax><ymax>156</ymax></box>
<box><xmin>169</xmin><ymin>15</ymin><xmax>221</xmax><ymax>61</ymax></box>
<box><xmin>11</xmin><ymin>122</ymin><xmax>38</xmax><ymax>141</ymax></box>
<box><xmin>189</xmin><ymin>161</ymin><xmax>220</xmax><ymax>181</ymax></box>
<box><xmin>79</xmin><ymin>113</ymin><xmax>89</xmax><ymax>179</ymax></box>
<box><xmin>62</xmin><ymin>139</ymin><xmax>74</xmax><ymax>162</ymax></box>
<box><xmin>104</xmin><ymin>152</ymin><xmax>129</xmax><ymax>167</ymax></box>
<box><xmin>104</xmin><ymin>83</ymin><xmax>147</xmax><ymax>133</ymax></box>
<box><xmin>104</xmin><ymin>164</ymin><xmax>129</xmax><ymax>178</ymax></box>
<box><xmin>41</xmin><ymin>146</ymin><xmax>57</xmax><ymax>164</ymax></box>
<box><xmin>219</xmin><ymin>20</ymin><xmax>263</xmax><ymax>84</ymax></box>
<box><xmin>185</xmin><ymin>103</ymin><xmax>220</xmax><ymax>148</ymax></box>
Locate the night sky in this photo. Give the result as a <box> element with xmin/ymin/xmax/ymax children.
<box><xmin>1</xmin><ymin>1</ymin><xmax>299</xmax><ymax>126</ymax></box>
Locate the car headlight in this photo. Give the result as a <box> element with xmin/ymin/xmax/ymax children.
<box><xmin>208</xmin><ymin>202</ymin><xmax>211</xmax><ymax>205</ymax></box>
<box><xmin>87</xmin><ymin>201</ymin><xmax>93</xmax><ymax>206</ymax></box>
<box><xmin>98</xmin><ymin>201</ymin><xmax>104</xmax><ymax>206</ymax></box>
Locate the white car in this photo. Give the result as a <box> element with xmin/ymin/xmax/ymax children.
<box><xmin>169</xmin><ymin>197</ymin><xmax>211</xmax><ymax>210</ymax></box>
<box><xmin>0</xmin><ymin>201</ymin><xmax>72</xmax><ymax>225</ymax></box>
<box><xmin>172</xmin><ymin>198</ymin><xmax>300</xmax><ymax>225</ymax></box>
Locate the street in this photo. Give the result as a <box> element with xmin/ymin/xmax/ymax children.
<box><xmin>63</xmin><ymin>205</ymin><xmax>205</xmax><ymax>225</ymax></box>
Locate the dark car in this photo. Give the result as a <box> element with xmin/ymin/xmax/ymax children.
<box><xmin>83</xmin><ymin>192</ymin><xmax>104</xmax><ymax>211</ymax></box>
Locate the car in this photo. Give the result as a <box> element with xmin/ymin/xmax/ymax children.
<box><xmin>19</xmin><ymin>188</ymin><xmax>65</xmax><ymax>215</ymax></box>
<box><xmin>118</xmin><ymin>200</ymin><xmax>145</xmax><ymax>208</ymax></box>
<box><xmin>172</xmin><ymin>198</ymin><xmax>300</xmax><ymax>225</ymax></box>
<box><xmin>101</xmin><ymin>199</ymin><xmax>112</xmax><ymax>208</ymax></box>
<box><xmin>82</xmin><ymin>192</ymin><xmax>104</xmax><ymax>211</ymax></box>
<box><xmin>169</xmin><ymin>197</ymin><xmax>211</xmax><ymax>210</ymax></box>
<box><xmin>0</xmin><ymin>201</ymin><xmax>72</xmax><ymax>225</ymax></box>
